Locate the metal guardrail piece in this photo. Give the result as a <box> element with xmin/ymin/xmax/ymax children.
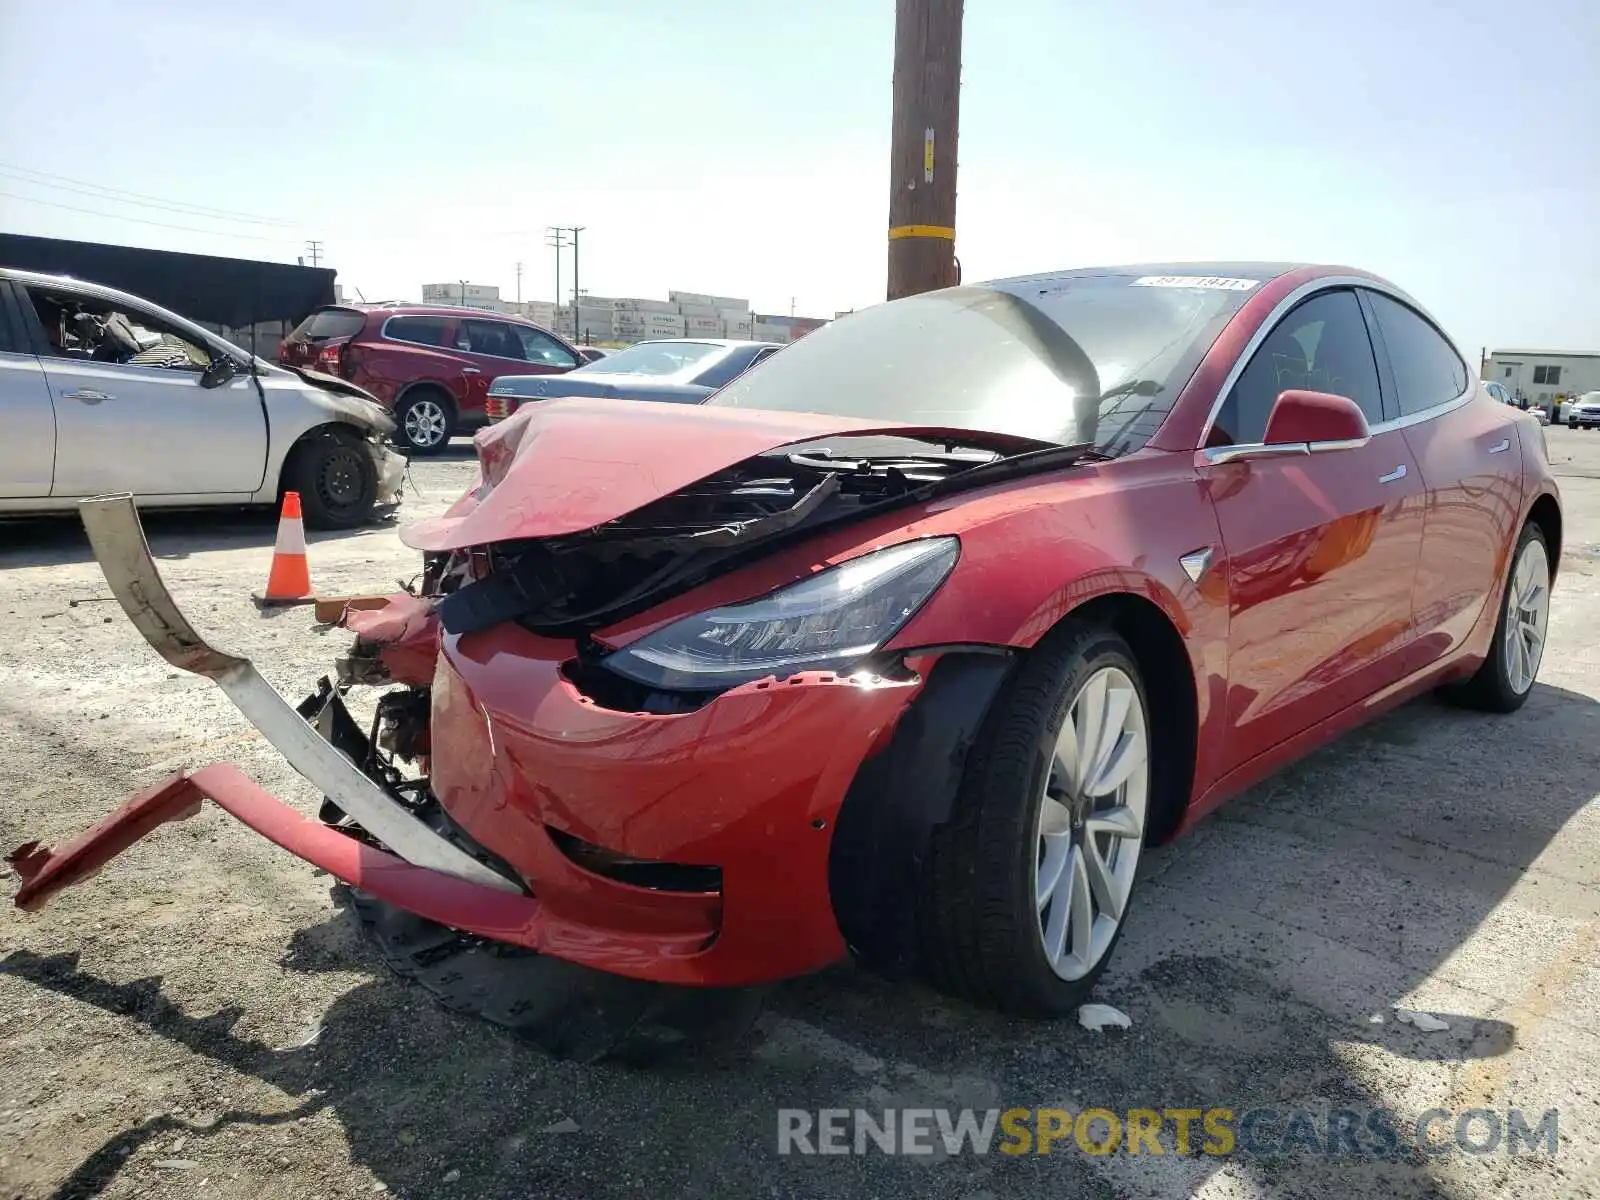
<box><xmin>77</xmin><ymin>493</ymin><xmax>521</xmax><ymax>894</ymax></box>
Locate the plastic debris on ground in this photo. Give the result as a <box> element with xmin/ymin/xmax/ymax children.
<box><xmin>1394</xmin><ymin>1008</ymin><xmax>1451</xmax><ymax>1032</ymax></box>
<box><xmin>1078</xmin><ymin>1003</ymin><xmax>1132</xmax><ymax>1032</ymax></box>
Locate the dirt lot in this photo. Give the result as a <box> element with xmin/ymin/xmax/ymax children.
<box><xmin>4</xmin><ymin>431</ymin><xmax>1600</xmax><ymax>1200</ymax></box>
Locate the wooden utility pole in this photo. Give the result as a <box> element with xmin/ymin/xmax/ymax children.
<box><xmin>886</xmin><ymin>0</ymin><xmax>964</xmax><ymax>301</ymax></box>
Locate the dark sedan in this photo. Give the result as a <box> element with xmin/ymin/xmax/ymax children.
<box><xmin>483</xmin><ymin>338</ymin><xmax>781</xmax><ymax>421</ymax></box>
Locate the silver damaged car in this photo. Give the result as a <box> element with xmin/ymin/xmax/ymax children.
<box><xmin>0</xmin><ymin>268</ymin><xmax>406</xmax><ymax>529</ymax></box>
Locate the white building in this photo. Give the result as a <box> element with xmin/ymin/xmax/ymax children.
<box><xmin>1484</xmin><ymin>349</ymin><xmax>1600</xmax><ymax>406</ymax></box>
<box><xmin>420</xmin><ymin>282</ymin><xmax>504</xmax><ymax>311</ymax></box>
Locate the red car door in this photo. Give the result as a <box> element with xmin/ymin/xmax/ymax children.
<box><xmin>1360</xmin><ymin>290</ymin><xmax>1524</xmax><ymax>667</ymax></box>
<box><xmin>1200</xmin><ymin>288</ymin><xmax>1426</xmax><ymax>769</ymax></box>
<box><xmin>454</xmin><ymin>318</ymin><xmax>579</xmax><ymax>424</ymax></box>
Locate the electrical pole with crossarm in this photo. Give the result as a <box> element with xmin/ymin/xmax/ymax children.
<box><xmin>545</xmin><ymin>227</ymin><xmax>571</xmax><ymax>316</ymax></box>
<box><xmin>885</xmin><ymin>0</ymin><xmax>964</xmax><ymax>301</ymax></box>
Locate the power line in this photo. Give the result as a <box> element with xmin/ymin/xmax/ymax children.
<box><xmin>0</xmin><ymin>161</ymin><xmax>299</xmax><ymax>228</ymax></box>
<box><xmin>0</xmin><ymin>190</ymin><xmax>282</xmax><ymax>242</ymax></box>
<box><xmin>0</xmin><ymin>167</ymin><xmax>299</xmax><ymax>229</ymax></box>
<box><xmin>305</xmin><ymin>240</ymin><xmax>324</xmax><ymax>267</ymax></box>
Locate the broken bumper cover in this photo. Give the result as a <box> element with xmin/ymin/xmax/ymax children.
<box><xmin>9</xmin><ymin>494</ymin><xmax>524</xmax><ymax>917</ymax></box>
<box><xmin>374</xmin><ymin>443</ymin><xmax>407</xmax><ymax>506</ymax></box>
<box><xmin>9</xmin><ymin>766</ymin><xmax>541</xmax><ymax>943</ymax></box>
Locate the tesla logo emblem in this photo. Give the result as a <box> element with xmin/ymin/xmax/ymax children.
<box><xmin>1179</xmin><ymin>547</ymin><xmax>1213</xmax><ymax>584</ymax></box>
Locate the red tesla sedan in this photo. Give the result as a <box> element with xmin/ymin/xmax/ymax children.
<box><xmin>14</xmin><ymin>262</ymin><xmax>1559</xmax><ymax>1055</ymax></box>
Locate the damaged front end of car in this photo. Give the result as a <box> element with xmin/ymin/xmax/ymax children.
<box><xmin>9</xmin><ymin>397</ymin><xmax>1095</xmax><ymax>1052</ymax></box>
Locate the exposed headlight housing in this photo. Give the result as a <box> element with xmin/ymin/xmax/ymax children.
<box><xmin>602</xmin><ymin>537</ymin><xmax>961</xmax><ymax>690</ymax></box>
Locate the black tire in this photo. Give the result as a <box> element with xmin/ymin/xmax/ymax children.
<box><xmin>1441</xmin><ymin>522</ymin><xmax>1549</xmax><ymax>713</ymax></box>
<box><xmin>394</xmin><ymin>388</ymin><xmax>456</xmax><ymax>454</ymax></box>
<box><xmin>917</xmin><ymin>618</ymin><xmax>1152</xmax><ymax>1016</ymax></box>
<box><xmin>282</xmin><ymin>428</ymin><xmax>378</xmax><ymax>530</ymax></box>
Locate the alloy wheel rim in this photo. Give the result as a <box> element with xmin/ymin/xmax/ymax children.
<box><xmin>405</xmin><ymin>400</ymin><xmax>447</xmax><ymax>448</ymax></box>
<box><xmin>1504</xmin><ymin>538</ymin><xmax>1550</xmax><ymax>695</ymax></box>
<box><xmin>1034</xmin><ymin>665</ymin><xmax>1149</xmax><ymax>981</ymax></box>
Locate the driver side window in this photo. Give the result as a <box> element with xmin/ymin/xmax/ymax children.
<box><xmin>25</xmin><ymin>287</ymin><xmax>212</xmax><ymax>373</ymax></box>
<box><xmin>1210</xmin><ymin>289</ymin><xmax>1383</xmax><ymax>447</ymax></box>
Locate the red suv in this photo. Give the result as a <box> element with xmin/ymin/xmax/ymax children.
<box><xmin>279</xmin><ymin>305</ymin><xmax>583</xmax><ymax>453</ymax></box>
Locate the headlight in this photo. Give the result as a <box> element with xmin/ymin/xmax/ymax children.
<box><xmin>603</xmin><ymin>537</ymin><xmax>961</xmax><ymax>690</ymax></box>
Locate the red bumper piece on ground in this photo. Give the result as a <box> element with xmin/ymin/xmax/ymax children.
<box><xmin>9</xmin><ymin>764</ymin><xmax>545</xmax><ymax>946</ymax></box>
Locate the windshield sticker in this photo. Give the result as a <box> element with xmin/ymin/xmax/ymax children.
<box><xmin>1131</xmin><ymin>275</ymin><xmax>1260</xmax><ymax>291</ymax></box>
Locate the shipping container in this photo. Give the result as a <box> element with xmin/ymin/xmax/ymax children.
<box><xmin>618</xmin><ymin>314</ymin><xmax>686</xmax><ymax>336</ymax></box>
<box><xmin>612</xmin><ymin>297</ymin><xmax>678</xmax><ymax>314</ymax></box>
<box><xmin>618</xmin><ymin>313</ymin><xmax>685</xmax><ymax>329</ymax></box>
<box><xmin>669</xmin><ymin>290</ymin><xmax>749</xmax><ymax>311</ymax></box>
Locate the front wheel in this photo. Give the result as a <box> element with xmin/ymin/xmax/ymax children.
<box><xmin>282</xmin><ymin>430</ymin><xmax>378</xmax><ymax>530</ymax></box>
<box><xmin>1442</xmin><ymin>522</ymin><xmax>1550</xmax><ymax>713</ymax></box>
<box><xmin>918</xmin><ymin>620</ymin><xmax>1153</xmax><ymax>1015</ymax></box>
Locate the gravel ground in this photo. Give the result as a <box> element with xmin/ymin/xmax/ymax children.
<box><xmin>3</xmin><ymin>432</ymin><xmax>1599</xmax><ymax>1200</ymax></box>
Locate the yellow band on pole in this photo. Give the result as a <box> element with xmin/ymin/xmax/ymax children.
<box><xmin>888</xmin><ymin>224</ymin><xmax>956</xmax><ymax>240</ymax></box>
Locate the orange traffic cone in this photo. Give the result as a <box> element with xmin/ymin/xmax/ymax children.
<box><xmin>253</xmin><ymin>492</ymin><xmax>315</xmax><ymax>608</ymax></box>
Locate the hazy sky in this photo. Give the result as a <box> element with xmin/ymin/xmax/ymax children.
<box><xmin>1</xmin><ymin>0</ymin><xmax>1595</xmax><ymax>357</ymax></box>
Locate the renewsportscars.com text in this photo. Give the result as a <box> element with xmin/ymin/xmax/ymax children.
<box><xmin>776</xmin><ymin>1106</ymin><xmax>1560</xmax><ymax>1158</ymax></box>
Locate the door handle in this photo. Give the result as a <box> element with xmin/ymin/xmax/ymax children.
<box><xmin>1377</xmin><ymin>464</ymin><xmax>1408</xmax><ymax>484</ymax></box>
<box><xmin>65</xmin><ymin>389</ymin><xmax>114</xmax><ymax>403</ymax></box>
<box><xmin>1488</xmin><ymin>438</ymin><xmax>1511</xmax><ymax>455</ymax></box>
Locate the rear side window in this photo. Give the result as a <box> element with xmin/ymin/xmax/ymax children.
<box><xmin>384</xmin><ymin>316</ymin><xmax>450</xmax><ymax>347</ymax></box>
<box><xmin>294</xmin><ymin>307</ymin><xmax>366</xmax><ymax>340</ymax></box>
<box><xmin>1213</xmin><ymin>289</ymin><xmax>1384</xmax><ymax>446</ymax></box>
<box><xmin>1364</xmin><ymin>291</ymin><xmax>1468</xmax><ymax>416</ymax></box>
<box><xmin>459</xmin><ymin>319</ymin><xmax>525</xmax><ymax>359</ymax></box>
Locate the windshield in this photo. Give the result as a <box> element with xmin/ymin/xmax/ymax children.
<box><xmin>706</xmin><ymin>276</ymin><xmax>1255</xmax><ymax>454</ymax></box>
<box><xmin>576</xmin><ymin>340</ymin><xmax>721</xmax><ymax>377</ymax></box>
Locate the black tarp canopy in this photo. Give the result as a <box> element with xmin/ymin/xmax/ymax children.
<box><xmin>0</xmin><ymin>233</ymin><xmax>336</xmax><ymax>329</ymax></box>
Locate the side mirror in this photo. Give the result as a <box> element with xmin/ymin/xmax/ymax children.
<box><xmin>1263</xmin><ymin>389</ymin><xmax>1370</xmax><ymax>450</ymax></box>
<box><xmin>199</xmin><ymin>356</ymin><xmax>239</xmax><ymax>389</ymax></box>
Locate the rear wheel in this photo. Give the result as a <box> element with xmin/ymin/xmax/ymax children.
<box><xmin>1442</xmin><ymin>522</ymin><xmax>1550</xmax><ymax>713</ymax></box>
<box><xmin>918</xmin><ymin>619</ymin><xmax>1153</xmax><ymax>1015</ymax></box>
<box><xmin>282</xmin><ymin>429</ymin><xmax>377</xmax><ymax>530</ymax></box>
<box><xmin>395</xmin><ymin>389</ymin><xmax>454</xmax><ymax>454</ymax></box>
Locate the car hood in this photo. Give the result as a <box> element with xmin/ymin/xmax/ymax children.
<box><xmin>399</xmin><ymin>396</ymin><xmax>1041</xmax><ymax>552</ymax></box>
